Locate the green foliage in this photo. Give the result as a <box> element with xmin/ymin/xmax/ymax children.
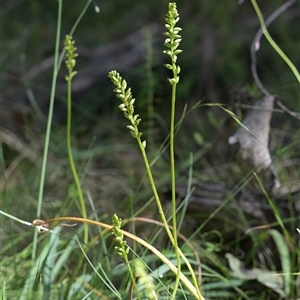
<box><xmin>1</xmin><ymin>1</ymin><xmax>299</xmax><ymax>299</ymax></box>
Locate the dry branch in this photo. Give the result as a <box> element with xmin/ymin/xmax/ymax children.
<box><xmin>228</xmin><ymin>95</ymin><xmax>281</xmax><ymax>194</ymax></box>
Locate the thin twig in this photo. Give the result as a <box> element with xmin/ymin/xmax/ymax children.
<box><xmin>250</xmin><ymin>0</ymin><xmax>300</xmax><ymax>120</ymax></box>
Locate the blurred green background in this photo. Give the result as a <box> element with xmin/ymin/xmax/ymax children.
<box><xmin>2</xmin><ymin>0</ymin><xmax>300</xmax><ymax>227</ymax></box>
<box><xmin>2</xmin><ymin>0</ymin><xmax>300</xmax><ymax>214</ymax></box>
<box><xmin>2</xmin><ymin>0</ymin><xmax>299</xmax><ymax>117</ymax></box>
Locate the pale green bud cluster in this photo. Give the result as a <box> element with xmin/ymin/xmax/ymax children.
<box><xmin>64</xmin><ymin>35</ymin><xmax>78</xmax><ymax>81</ymax></box>
<box><xmin>108</xmin><ymin>71</ymin><xmax>146</xmax><ymax>148</ymax></box>
<box><xmin>163</xmin><ymin>3</ymin><xmax>182</xmax><ymax>85</ymax></box>
<box><xmin>111</xmin><ymin>214</ymin><xmax>129</xmax><ymax>257</ymax></box>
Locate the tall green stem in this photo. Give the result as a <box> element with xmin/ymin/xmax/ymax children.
<box><xmin>66</xmin><ymin>77</ymin><xmax>88</xmax><ymax>243</ymax></box>
<box><xmin>65</xmin><ymin>35</ymin><xmax>88</xmax><ymax>244</ymax></box>
<box><xmin>169</xmin><ymin>79</ymin><xmax>180</xmax><ymax>299</ymax></box>
<box><xmin>163</xmin><ymin>3</ymin><xmax>182</xmax><ymax>297</ymax></box>
<box><xmin>20</xmin><ymin>1</ymin><xmax>63</xmax><ymax>299</ymax></box>
<box><xmin>33</xmin><ymin>0</ymin><xmax>62</xmax><ymax>262</ymax></box>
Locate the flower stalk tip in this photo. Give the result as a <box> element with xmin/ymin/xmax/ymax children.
<box><xmin>65</xmin><ymin>35</ymin><xmax>78</xmax><ymax>81</ymax></box>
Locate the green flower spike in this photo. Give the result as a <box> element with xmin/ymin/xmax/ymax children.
<box><xmin>111</xmin><ymin>214</ymin><xmax>129</xmax><ymax>258</ymax></box>
<box><xmin>65</xmin><ymin>35</ymin><xmax>78</xmax><ymax>81</ymax></box>
<box><xmin>134</xmin><ymin>259</ymin><xmax>158</xmax><ymax>300</ymax></box>
<box><xmin>108</xmin><ymin>70</ymin><xmax>146</xmax><ymax>149</ymax></box>
<box><xmin>163</xmin><ymin>3</ymin><xmax>182</xmax><ymax>85</ymax></box>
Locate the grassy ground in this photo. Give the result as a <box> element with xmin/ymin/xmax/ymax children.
<box><xmin>1</xmin><ymin>1</ymin><xmax>300</xmax><ymax>299</ymax></box>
